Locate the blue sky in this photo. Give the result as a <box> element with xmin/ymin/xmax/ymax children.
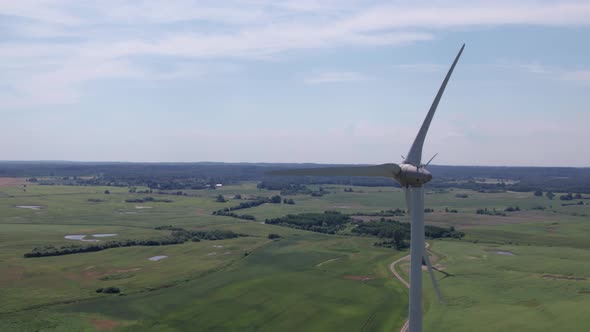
<box><xmin>1</xmin><ymin>0</ymin><xmax>589</xmax><ymax>166</ymax></box>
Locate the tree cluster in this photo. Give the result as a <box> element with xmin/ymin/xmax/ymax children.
<box><xmin>504</xmin><ymin>206</ymin><xmax>521</xmax><ymax>212</ymax></box>
<box><xmin>96</xmin><ymin>287</ymin><xmax>120</xmax><ymax>294</ymax></box>
<box><xmin>352</xmin><ymin>218</ymin><xmax>464</xmax><ymax>250</ymax></box>
<box><xmin>265</xmin><ymin>211</ymin><xmax>350</xmax><ymax>234</ymax></box>
<box><xmin>168</xmin><ymin>228</ymin><xmax>241</xmax><ymax>241</ymax></box>
<box><xmin>476</xmin><ymin>208</ymin><xmax>506</xmax><ymax>216</ymax></box>
<box><xmin>561</xmin><ymin>201</ymin><xmax>585</xmax><ymax>207</ymax></box>
<box><xmin>125</xmin><ymin>197</ymin><xmax>173</xmax><ymax>203</ymax></box>
<box><xmin>559</xmin><ymin>193</ymin><xmax>583</xmax><ymax>201</ymax></box>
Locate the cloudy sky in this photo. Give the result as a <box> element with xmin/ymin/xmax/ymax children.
<box><xmin>1</xmin><ymin>0</ymin><xmax>589</xmax><ymax>166</ymax></box>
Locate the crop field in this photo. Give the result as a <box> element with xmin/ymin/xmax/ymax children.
<box><xmin>1</xmin><ymin>180</ymin><xmax>590</xmax><ymax>331</ymax></box>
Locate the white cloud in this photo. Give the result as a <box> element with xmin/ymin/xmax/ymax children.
<box><xmin>560</xmin><ymin>70</ymin><xmax>590</xmax><ymax>81</ymax></box>
<box><xmin>392</xmin><ymin>63</ymin><xmax>447</xmax><ymax>73</ymax></box>
<box><xmin>305</xmin><ymin>71</ymin><xmax>367</xmax><ymax>84</ymax></box>
<box><xmin>1</xmin><ymin>0</ymin><xmax>590</xmax><ymax>108</ymax></box>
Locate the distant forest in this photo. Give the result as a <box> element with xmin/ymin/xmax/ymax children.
<box><xmin>2</xmin><ymin>161</ymin><xmax>590</xmax><ymax>193</ymax></box>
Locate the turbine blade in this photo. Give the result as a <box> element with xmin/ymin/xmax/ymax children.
<box><xmin>423</xmin><ymin>251</ymin><xmax>444</xmax><ymax>304</ymax></box>
<box><xmin>424</xmin><ymin>153</ymin><xmax>438</xmax><ymax>168</ymax></box>
<box><xmin>267</xmin><ymin>163</ymin><xmax>401</xmax><ymax>178</ymax></box>
<box><xmin>405</xmin><ymin>44</ymin><xmax>465</xmax><ymax>166</ymax></box>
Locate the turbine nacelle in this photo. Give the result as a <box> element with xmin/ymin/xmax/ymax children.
<box><xmin>397</xmin><ymin>164</ymin><xmax>433</xmax><ymax>187</ymax></box>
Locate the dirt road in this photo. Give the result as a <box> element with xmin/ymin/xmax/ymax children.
<box><xmin>390</xmin><ymin>243</ymin><xmax>431</xmax><ymax>332</ymax></box>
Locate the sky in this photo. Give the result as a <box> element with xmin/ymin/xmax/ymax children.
<box><xmin>1</xmin><ymin>0</ymin><xmax>589</xmax><ymax>166</ymax></box>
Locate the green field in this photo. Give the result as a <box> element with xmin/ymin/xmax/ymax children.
<box><xmin>1</xmin><ymin>181</ymin><xmax>590</xmax><ymax>331</ymax></box>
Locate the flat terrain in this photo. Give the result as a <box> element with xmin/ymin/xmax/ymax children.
<box><xmin>1</xmin><ymin>181</ymin><xmax>590</xmax><ymax>331</ymax></box>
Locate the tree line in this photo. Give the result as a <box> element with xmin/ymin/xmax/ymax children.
<box><xmin>5</xmin><ymin>162</ymin><xmax>590</xmax><ymax>194</ymax></box>
<box><xmin>125</xmin><ymin>196</ymin><xmax>174</xmax><ymax>203</ymax></box>
<box><xmin>24</xmin><ymin>227</ymin><xmax>242</xmax><ymax>258</ymax></box>
<box><xmin>212</xmin><ymin>195</ymin><xmax>294</xmax><ymax>220</ymax></box>
<box><xmin>350</xmin><ymin>209</ymin><xmax>406</xmax><ymax>217</ymax></box>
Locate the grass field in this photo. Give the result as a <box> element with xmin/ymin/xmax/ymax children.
<box><xmin>1</xmin><ymin>180</ymin><xmax>590</xmax><ymax>331</ymax></box>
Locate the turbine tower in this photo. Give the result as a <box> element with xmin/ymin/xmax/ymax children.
<box><xmin>270</xmin><ymin>44</ymin><xmax>465</xmax><ymax>332</ymax></box>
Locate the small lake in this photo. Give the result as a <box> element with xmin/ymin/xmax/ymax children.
<box><xmin>64</xmin><ymin>234</ymin><xmax>118</xmax><ymax>241</ymax></box>
<box><xmin>494</xmin><ymin>251</ymin><xmax>514</xmax><ymax>256</ymax></box>
<box><xmin>64</xmin><ymin>235</ymin><xmax>99</xmax><ymax>242</ymax></box>
<box><xmin>149</xmin><ymin>255</ymin><xmax>168</xmax><ymax>261</ymax></box>
<box><xmin>16</xmin><ymin>205</ymin><xmax>44</xmax><ymax>210</ymax></box>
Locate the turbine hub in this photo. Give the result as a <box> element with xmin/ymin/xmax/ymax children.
<box><xmin>397</xmin><ymin>164</ymin><xmax>432</xmax><ymax>187</ymax></box>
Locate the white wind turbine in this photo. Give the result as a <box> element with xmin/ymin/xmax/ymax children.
<box><xmin>270</xmin><ymin>44</ymin><xmax>465</xmax><ymax>332</ymax></box>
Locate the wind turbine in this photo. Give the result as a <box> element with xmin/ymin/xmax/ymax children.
<box><xmin>269</xmin><ymin>44</ymin><xmax>465</xmax><ymax>332</ymax></box>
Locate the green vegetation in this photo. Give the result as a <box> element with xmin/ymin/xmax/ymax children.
<box><xmin>124</xmin><ymin>197</ymin><xmax>174</xmax><ymax>203</ymax></box>
<box><xmin>504</xmin><ymin>206</ymin><xmax>521</xmax><ymax>212</ymax></box>
<box><xmin>351</xmin><ymin>218</ymin><xmax>463</xmax><ymax>251</ymax></box>
<box><xmin>476</xmin><ymin>207</ymin><xmax>507</xmax><ymax>216</ymax></box>
<box><xmin>351</xmin><ymin>208</ymin><xmax>405</xmax><ymax>217</ymax></box>
<box><xmin>96</xmin><ymin>287</ymin><xmax>120</xmax><ymax>294</ymax></box>
<box><xmin>2</xmin><ymin>171</ymin><xmax>590</xmax><ymax>331</ymax></box>
<box><xmin>24</xmin><ymin>227</ymin><xmax>243</xmax><ymax>258</ymax></box>
<box><xmin>265</xmin><ymin>211</ymin><xmax>351</xmax><ymax>234</ymax></box>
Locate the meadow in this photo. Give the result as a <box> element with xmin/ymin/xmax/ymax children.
<box><xmin>1</xmin><ymin>180</ymin><xmax>590</xmax><ymax>331</ymax></box>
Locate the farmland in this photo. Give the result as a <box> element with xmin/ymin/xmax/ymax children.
<box><xmin>1</xmin><ymin>177</ymin><xmax>590</xmax><ymax>331</ymax></box>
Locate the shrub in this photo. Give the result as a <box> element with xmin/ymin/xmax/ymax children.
<box><xmin>102</xmin><ymin>287</ymin><xmax>120</xmax><ymax>294</ymax></box>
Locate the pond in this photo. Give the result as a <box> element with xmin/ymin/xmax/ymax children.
<box><xmin>149</xmin><ymin>255</ymin><xmax>168</xmax><ymax>261</ymax></box>
<box><xmin>64</xmin><ymin>234</ymin><xmax>118</xmax><ymax>241</ymax></box>
<box><xmin>64</xmin><ymin>235</ymin><xmax>99</xmax><ymax>242</ymax></box>
<box><xmin>16</xmin><ymin>205</ymin><xmax>44</xmax><ymax>210</ymax></box>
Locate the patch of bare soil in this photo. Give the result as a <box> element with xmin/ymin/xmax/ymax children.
<box><xmin>343</xmin><ymin>275</ymin><xmax>376</xmax><ymax>281</ymax></box>
<box><xmin>546</xmin><ymin>227</ymin><xmax>557</xmax><ymax>234</ymax></box>
<box><xmin>83</xmin><ymin>268</ymin><xmax>141</xmax><ymax>280</ymax></box>
<box><xmin>542</xmin><ymin>274</ymin><xmax>586</xmax><ymax>281</ymax></box>
<box><xmin>0</xmin><ymin>267</ymin><xmax>25</xmax><ymax>286</ymax></box>
<box><xmin>195</xmin><ymin>208</ymin><xmax>207</xmax><ymax>216</ymax></box>
<box><xmin>91</xmin><ymin>319</ymin><xmax>121</xmax><ymax>331</ymax></box>
<box><xmin>0</xmin><ymin>177</ymin><xmax>28</xmax><ymax>188</ymax></box>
